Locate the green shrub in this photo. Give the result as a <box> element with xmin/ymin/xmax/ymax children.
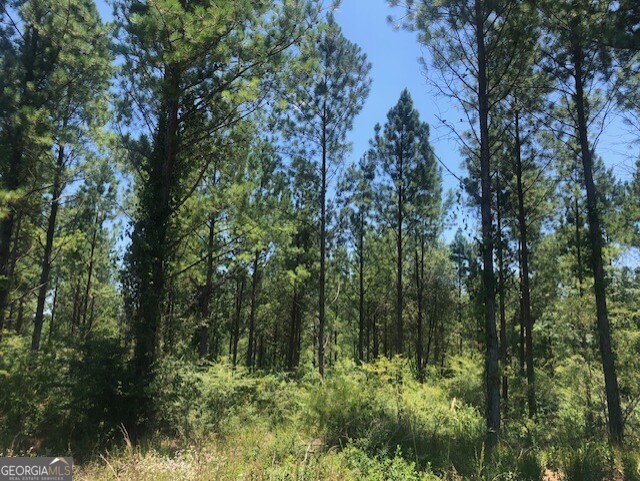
<box><xmin>341</xmin><ymin>445</ymin><xmax>441</xmax><ymax>481</ymax></box>
<box><xmin>0</xmin><ymin>332</ymin><xmax>132</xmax><ymax>457</ymax></box>
<box><xmin>152</xmin><ymin>358</ymin><xmax>305</xmax><ymax>440</ymax></box>
<box><xmin>0</xmin><ymin>335</ymin><xmax>76</xmax><ymax>453</ymax></box>
<box><xmin>560</xmin><ymin>442</ymin><xmax>611</xmax><ymax>481</ymax></box>
<box><xmin>619</xmin><ymin>449</ymin><xmax>640</xmax><ymax>481</ymax></box>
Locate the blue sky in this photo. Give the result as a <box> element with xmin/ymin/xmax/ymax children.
<box><xmin>96</xmin><ymin>0</ymin><xmax>639</xmax><ymax>243</ymax></box>
<box><xmin>333</xmin><ymin>1</ymin><xmax>466</xmax><ymax>193</ymax></box>
<box><xmin>95</xmin><ymin>0</ymin><xmax>471</xmax><ymax>237</ymax></box>
<box><xmin>94</xmin><ymin>0</ymin><xmax>467</xmax><ymax>186</ymax></box>
<box><xmin>333</xmin><ymin>0</ymin><xmax>639</xmax><ymax>217</ymax></box>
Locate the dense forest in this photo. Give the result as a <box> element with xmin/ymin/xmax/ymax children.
<box><xmin>1</xmin><ymin>0</ymin><xmax>640</xmax><ymax>479</ymax></box>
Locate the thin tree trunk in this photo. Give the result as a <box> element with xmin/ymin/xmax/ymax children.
<box><xmin>15</xmin><ymin>300</ymin><xmax>24</xmax><ymax>334</ymax></box>
<box><xmin>288</xmin><ymin>287</ymin><xmax>298</xmax><ymax>371</ymax></box>
<box><xmin>383</xmin><ymin>314</ymin><xmax>388</xmax><ymax>358</ymax></box>
<box><xmin>198</xmin><ymin>214</ymin><xmax>216</xmax><ymax>358</ymax></box>
<box><xmin>88</xmin><ymin>295</ymin><xmax>96</xmax><ymax>333</ymax></box>
<box><xmin>48</xmin><ymin>284</ymin><xmax>58</xmax><ymax>342</ymax></box>
<box><xmin>575</xmin><ymin>197</ymin><xmax>585</xmax><ymax>292</ymax></box>
<box><xmin>273</xmin><ymin>320</ymin><xmax>279</xmax><ymax>369</ymax></box>
<box><xmin>0</xmin><ymin>208</ymin><xmax>15</xmax><ymax>339</ymax></box>
<box><xmin>496</xmin><ymin>177</ymin><xmax>508</xmax><ymax>411</ymax></box>
<box><xmin>372</xmin><ymin>312</ymin><xmax>379</xmax><ymax>359</ymax></box>
<box><xmin>82</xmin><ymin>209</ymin><xmax>101</xmax><ymax>327</ymax></box>
<box><xmin>475</xmin><ymin>0</ymin><xmax>500</xmax><ymax>443</ymax></box>
<box><xmin>71</xmin><ymin>278</ymin><xmax>81</xmax><ymax>335</ymax></box>
<box><xmin>318</xmin><ymin>101</ymin><xmax>328</xmax><ymax>377</ymax></box>
<box><xmin>396</xmin><ymin>154</ymin><xmax>404</xmax><ymax>356</ymax></box>
<box><xmin>365</xmin><ymin>304</ymin><xmax>371</xmax><ymax>362</ymax></box>
<box><xmin>514</xmin><ymin>109</ymin><xmax>536</xmax><ymax>417</ymax></box>
<box><xmin>232</xmin><ymin>274</ymin><xmax>245</xmax><ymax>370</ymax></box>
<box><xmin>517</xmin><ymin>239</ymin><xmax>525</xmax><ymax>374</ymax></box>
<box><xmin>247</xmin><ymin>250</ymin><xmax>260</xmax><ymax>369</ymax></box>
<box><xmin>32</xmin><ymin>144</ymin><xmax>65</xmax><ymax>351</ymax></box>
<box><xmin>458</xmin><ymin>259</ymin><xmax>464</xmax><ymax>355</ymax></box>
<box><xmin>415</xmin><ymin>239</ymin><xmax>425</xmax><ymax>380</ymax></box>
<box><xmin>572</xmin><ymin>41</ymin><xmax>623</xmax><ymax>444</ymax></box>
<box><xmin>358</xmin><ymin>227</ymin><xmax>365</xmax><ymax>363</ymax></box>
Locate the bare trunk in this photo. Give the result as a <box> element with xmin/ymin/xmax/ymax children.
<box><xmin>572</xmin><ymin>41</ymin><xmax>623</xmax><ymax>444</ymax></box>
<box><xmin>288</xmin><ymin>287</ymin><xmax>300</xmax><ymax>371</ymax></box>
<box><xmin>358</xmin><ymin>228</ymin><xmax>365</xmax><ymax>363</ymax></box>
<box><xmin>232</xmin><ymin>274</ymin><xmax>245</xmax><ymax>370</ymax></box>
<box><xmin>415</xmin><ymin>239</ymin><xmax>425</xmax><ymax>380</ymax></box>
<box><xmin>82</xmin><ymin>209</ymin><xmax>101</xmax><ymax>328</ymax></box>
<box><xmin>475</xmin><ymin>0</ymin><xmax>500</xmax><ymax>442</ymax></box>
<box><xmin>514</xmin><ymin>110</ymin><xmax>536</xmax><ymax>417</ymax></box>
<box><xmin>496</xmin><ymin>177</ymin><xmax>508</xmax><ymax>410</ymax></box>
<box><xmin>48</xmin><ymin>284</ymin><xmax>58</xmax><ymax>342</ymax></box>
<box><xmin>372</xmin><ymin>312</ymin><xmax>379</xmax><ymax>359</ymax></box>
<box><xmin>198</xmin><ymin>213</ymin><xmax>217</xmax><ymax>358</ymax></box>
<box><xmin>247</xmin><ymin>250</ymin><xmax>260</xmax><ymax>369</ymax></box>
<box><xmin>396</xmin><ymin>155</ymin><xmax>404</xmax><ymax>356</ymax></box>
<box><xmin>32</xmin><ymin>144</ymin><xmax>65</xmax><ymax>351</ymax></box>
<box><xmin>318</xmin><ymin>102</ymin><xmax>327</xmax><ymax>377</ymax></box>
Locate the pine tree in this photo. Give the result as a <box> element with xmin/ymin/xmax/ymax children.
<box><xmin>1</xmin><ymin>0</ymin><xmax>109</xmax><ymax>338</ymax></box>
<box><xmin>337</xmin><ymin>153</ymin><xmax>376</xmax><ymax>363</ymax></box>
<box><xmin>389</xmin><ymin>0</ymin><xmax>538</xmax><ymax>443</ymax></box>
<box><xmin>281</xmin><ymin>12</ymin><xmax>371</xmax><ymax>376</ymax></box>
<box><xmin>540</xmin><ymin>0</ymin><xmax>624</xmax><ymax>444</ymax></box>
<box><xmin>372</xmin><ymin>89</ymin><xmax>441</xmax><ymax>364</ymax></box>
<box><xmin>115</xmin><ymin>0</ymin><xmax>314</xmax><ymax>431</ymax></box>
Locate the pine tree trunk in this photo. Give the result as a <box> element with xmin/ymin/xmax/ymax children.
<box><xmin>415</xmin><ymin>240</ymin><xmax>425</xmax><ymax>380</ymax></box>
<box><xmin>514</xmin><ymin>110</ymin><xmax>536</xmax><ymax>417</ymax></box>
<box><xmin>71</xmin><ymin>278</ymin><xmax>81</xmax><ymax>335</ymax></box>
<box><xmin>475</xmin><ymin>0</ymin><xmax>500</xmax><ymax>443</ymax></box>
<box><xmin>319</xmin><ymin>105</ymin><xmax>327</xmax><ymax>377</ymax></box>
<box><xmin>0</xmin><ymin>28</ymin><xmax>38</xmax><ymax>340</ymax></box>
<box><xmin>48</xmin><ymin>284</ymin><xmax>58</xmax><ymax>342</ymax></box>
<box><xmin>496</xmin><ymin>178</ymin><xmax>508</xmax><ymax>411</ymax></box>
<box><xmin>232</xmin><ymin>274</ymin><xmax>245</xmax><ymax>370</ymax></box>
<box><xmin>32</xmin><ymin>144</ymin><xmax>65</xmax><ymax>351</ymax></box>
<box><xmin>198</xmin><ymin>214</ymin><xmax>216</xmax><ymax>358</ymax></box>
<box><xmin>288</xmin><ymin>287</ymin><xmax>299</xmax><ymax>371</ymax></box>
<box><xmin>0</xmin><ymin>210</ymin><xmax>14</xmax><ymax>339</ymax></box>
<box><xmin>247</xmin><ymin>250</ymin><xmax>260</xmax><ymax>369</ymax></box>
<box><xmin>372</xmin><ymin>312</ymin><xmax>379</xmax><ymax>359</ymax></box>
<box><xmin>572</xmin><ymin>41</ymin><xmax>623</xmax><ymax>444</ymax></box>
<box><xmin>131</xmin><ymin>66</ymin><xmax>181</xmax><ymax>433</ymax></box>
<box><xmin>575</xmin><ymin>197</ymin><xmax>585</xmax><ymax>292</ymax></box>
<box><xmin>396</xmin><ymin>155</ymin><xmax>404</xmax><ymax>356</ymax></box>
<box><xmin>82</xmin><ymin>209</ymin><xmax>101</xmax><ymax>328</ymax></box>
<box><xmin>358</xmin><ymin>228</ymin><xmax>365</xmax><ymax>363</ymax></box>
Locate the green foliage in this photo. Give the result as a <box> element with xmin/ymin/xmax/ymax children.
<box><xmin>2</xmin><ymin>0</ymin><xmax>640</xmax><ymax>479</ymax></box>
<box><xmin>152</xmin><ymin>358</ymin><xmax>305</xmax><ymax>440</ymax></box>
<box><xmin>341</xmin><ymin>445</ymin><xmax>440</xmax><ymax>481</ymax></box>
<box><xmin>558</xmin><ymin>442</ymin><xmax>611</xmax><ymax>481</ymax></box>
<box><xmin>0</xmin><ymin>331</ymin><xmax>132</xmax><ymax>456</ymax></box>
<box><xmin>0</xmin><ymin>335</ymin><xmax>77</xmax><ymax>453</ymax></box>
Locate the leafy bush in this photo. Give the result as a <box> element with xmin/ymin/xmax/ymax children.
<box><xmin>341</xmin><ymin>445</ymin><xmax>441</xmax><ymax>480</ymax></box>
<box><xmin>558</xmin><ymin>442</ymin><xmax>611</xmax><ymax>481</ymax></box>
<box><xmin>0</xmin><ymin>335</ymin><xmax>76</xmax><ymax>453</ymax></box>
<box><xmin>152</xmin><ymin>358</ymin><xmax>305</xmax><ymax>440</ymax></box>
<box><xmin>0</xmin><ymin>332</ymin><xmax>132</xmax><ymax>456</ymax></box>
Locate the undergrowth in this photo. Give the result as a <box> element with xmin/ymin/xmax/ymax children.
<box><xmin>1</xmin><ymin>337</ymin><xmax>638</xmax><ymax>480</ymax></box>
